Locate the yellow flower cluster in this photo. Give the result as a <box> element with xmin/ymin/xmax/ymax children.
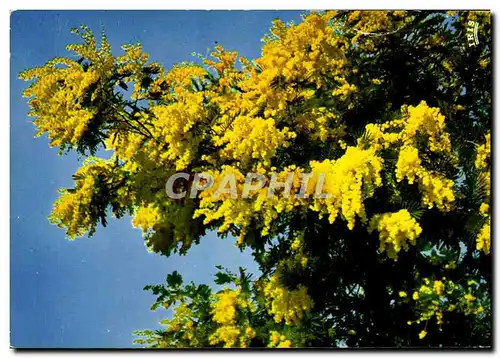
<box><xmin>49</xmin><ymin>158</ymin><xmax>117</xmax><ymax>239</ymax></box>
<box><xmin>20</xmin><ymin>59</ymin><xmax>100</xmax><ymax>148</ymax></box>
<box><xmin>104</xmin><ymin>131</ymin><xmax>145</xmax><ymax>171</ymax></box>
<box><xmin>162</xmin><ymin>303</ymin><xmax>191</xmax><ymax>332</ymax></box>
<box><xmin>368</xmin><ymin>209</ymin><xmax>422</xmax><ymax>260</ymax></box>
<box><xmin>433</xmin><ymin>280</ymin><xmax>445</xmax><ymax>296</ymax></box>
<box><xmin>155</xmin><ymin>302</ymin><xmax>207</xmax><ymax>348</ymax></box>
<box><xmin>396</xmin><ymin>148</ymin><xmax>455</xmax><ymax>211</ymax></box>
<box><xmin>194</xmin><ymin>166</ymin><xmax>250</xmax><ymax>239</ymax></box>
<box><xmin>196</xmin><ymin>145</ymin><xmax>384</xmax><ymax>245</ymax></box>
<box><xmin>406</xmin><ymin>277</ymin><xmax>486</xmax><ymax>338</ymax></box>
<box><xmin>130</xmin><ymin>185</ymin><xmax>201</xmax><ymax>254</ymax></box>
<box><xmin>50</xmin><ymin>176</ymin><xmax>96</xmax><ymax>239</ymax></box>
<box><xmin>20</xmin><ymin>27</ymin><xmax>115</xmax><ymax>150</ymax></box>
<box><xmin>103</xmin><ymin>62</ymin><xmax>210</xmax><ymax>179</ymax></box>
<box><xmin>476</xmin><ymin>223</ymin><xmax>491</xmax><ymax>254</ymax></box>
<box><xmin>479</xmin><ymin>202</ymin><xmax>489</xmax><ymax>216</ymax></box>
<box><xmin>263</xmin><ymin>273</ymin><xmax>314</xmax><ymax>325</ymax></box>
<box><xmin>240</xmin><ymin>327</ymin><xmax>256</xmax><ymax>348</ymax></box>
<box><xmin>399</xmin><ymin>103</ymin><xmax>455</xmax><ymax>209</ymax></box>
<box><xmin>150</xmin><ymin>92</ymin><xmax>207</xmax><ymax>170</ymax></box>
<box><xmin>475</xmin><ymin>133</ymin><xmax>491</xmax><ymax>255</ymax></box>
<box><xmin>294</xmin><ymin>107</ymin><xmax>346</xmax><ymax>142</ymax></box>
<box><xmin>209</xmin><ymin>289</ymin><xmax>256</xmax><ymax>348</ymax></box>
<box><xmin>212</xmin><ymin>290</ymin><xmax>239</xmax><ymax>324</ymax></box>
<box><xmin>203</xmin><ymin>45</ymin><xmax>245</xmax><ymax>90</ymax></box>
<box><xmin>364</xmin><ymin>101</ymin><xmax>456</xmax><ymax>211</ymax></box>
<box><xmin>395</xmin><ymin>146</ymin><xmax>421</xmax><ymax>184</ymax></box>
<box><xmin>116</xmin><ymin>43</ymin><xmax>151</xmax><ymax>99</ymax></box>
<box><xmin>288</xmin><ymin>232</ymin><xmax>309</xmax><ymax>268</ymax></box>
<box><xmin>195</xmin><ymin>165</ymin><xmax>310</xmax><ymax>243</ymax></box>
<box><xmin>408</xmin><ymin>278</ymin><xmax>447</xmax><ymax>332</ymax></box>
<box><xmin>215</xmin><ymin>116</ymin><xmax>296</xmax><ymax>167</ymax></box>
<box><xmin>209</xmin><ymin>325</ymin><xmax>240</xmax><ymax>348</ymax></box>
<box><xmin>309</xmin><ymin>146</ymin><xmax>384</xmax><ymax>229</ymax></box>
<box><xmin>268</xmin><ymin>331</ymin><xmax>293</xmax><ymax>348</ymax></box>
<box><xmin>65</xmin><ymin>25</ymin><xmax>114</xmax><ymax>73</ymax></box>
<box><xmin>240</xmin><ymin>12</ymin><xmax>352</xmax><ymax>119</ymax></box>
<box><xmin>209</xmin><ymin>290</ymin><xmax>240</xmax><ymax>348</ymax></box>
<box><xmin>166</xmin><ymin>63</ymin><xmax>207</xmax><ymax>96</ymax></box>
<box><xmin>132</xmin><ymin>203</ymin><xmax>161</xmax><ymax>233</ymax></box>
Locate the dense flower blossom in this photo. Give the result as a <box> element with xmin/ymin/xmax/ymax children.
<box><xmin>263</xmin><ymin>273</ymin><xmax>314</xmax><ymax>325</ymax></box>
<box><xmin>208</xmin><ymin>289</ymin><xmax>257</xmax><ymax>348</ymax></box>
<box><xmin>368</xmin><ymin>209</ymin><xmax>422</xmax><ymax>260</ymax></box>
<box><xmin>309</xmin><ymin>146</ymin><xmax>384</xmax><ymax>230</ymax></box>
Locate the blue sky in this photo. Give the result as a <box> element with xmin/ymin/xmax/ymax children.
<box><xmin>10</xmin><ymin>10</ymin><xmax>304</xmax><ymax>348</ymax></box>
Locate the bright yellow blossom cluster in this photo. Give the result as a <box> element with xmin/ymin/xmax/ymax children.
<box><xmin>368</xmin><ymin>209</ymin><xmax>422</xmax><ymax>260</ymax></box>
<box><xmin>476</xmin><ymin>223</ymin><xmax>491</xmax><ymax>254</ymax></box>
<box><xmin>263</xmin><ymin>273</ymin><xmax>314</xmax><ymax>325</ymax></box>
<box><xmin>132</xmin><ymin>196</ymin><xmax>201</xmax><ymax>255</ymax></box>
<box><xmin>209</xmin><ymin>289</ymin><xmax>256</xmax><ymax>348</ymax></box>
<box><xmin>194</xmin><ymin>166</ymin><xmax>252</xmax><ymax>240</ymax></box>
<box><xmin>397</xmin><ymin>103</ymin><xmax>456</xmax><ymax>211</ymax></box>
<box><xmin>212</xmin><ymin>290</ymin><xmax>239</xmax><ymax>325</ymax></box>
<box><xmin>268</xmin><ymin>331</ymin><xmax>293</xmax><ymax>348</ymax></box>
<box><xmin>104</xmin><ymin>131</ymin><xmax>145</xmax><ymax>171</ymax></box>
<box><xmin>49</xmin><ymin>174</ymin><xmax>97</xmax><ymax>238</ymax></box>
<box><xmin>203</xmin><ymin>45</ymin><xmax>243</xmax><ymax>86</ymax></box>
<box><xmin>309</xmin><ymin>146</ymin><xmax>384</xmax><ymax>229</ymax></box>
<box><xmin>242</xmin><ymin>12</ymin><xmax>352</xmax><ymax>118</ymax></box>
<box><xmin>65</xmin><ymin>25</ymin><xmax>114</xmax><ymax>73</ymax></box>
<box><xmin>475</xmin><ymin>133</ymin><xmax>491</xmax><ymax>254</ymax></box>
<box><xmin>294</xmin><ymin>107</ymin><xmax>346</xmax><ymax>142</ymax></box>
<box><xmin>49</xmin><ymin>158</ymin><xmax>125</xmax><ymax>238</ymax></box>
<box><xmin>20</xmin><ymin>26</ymin><xmax>115</xmax><ymax>151</ymax></box>
<box><xmin>20</xmin><ymin>59</ymin><xmax>100</xmax><ymax>149</ymax></box>
<box><xmin>209</xmin><ymin>290</ymin><xmax>240</xmax><ymax>347</ymax></box>
<box><xmin>150</xmin><ymin>92</ymin><xmax>207</xmax><ymax>170</ymax></box>
<box><xmin>195</xmin><ymin>164</ymin><xmax>313</xmax><ymax>243</ymax></box>
<box><xmin>167</xmin><ymin>63</ymin><xmax>208</xmax><ymax>96</ymax></box>
<box><xmin>215</xmin><ymin>116</ymin><xmax>296</xmax><ymax>167</ymax></box>
<box><xmin>132</xmin><ymin>203</ymin><xmax>161</xmax><ymax>233</ymax></box>
<box><xmin>364</xmin><ymin>101</ymin><xmax>457</xmax><ymax>211</ymax></box>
